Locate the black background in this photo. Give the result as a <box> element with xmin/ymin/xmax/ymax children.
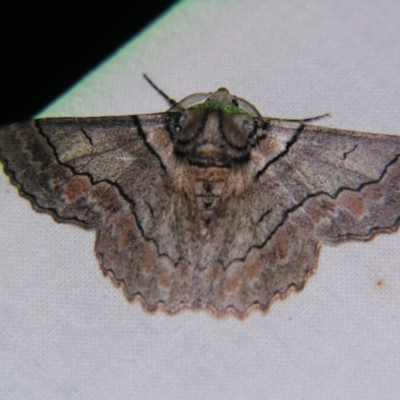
<box><xmin>0</xmin><ymin>1</ymin><xmax>177</xmax><ymax>125</ymax></box>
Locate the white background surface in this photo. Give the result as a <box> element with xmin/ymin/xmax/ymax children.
<box><xmin>1</xmin><ymin>1</ymin><xmax>400</xmax><ymax>399</ymax></box>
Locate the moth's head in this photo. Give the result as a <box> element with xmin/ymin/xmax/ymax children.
<box><xmin>169</xmin><ymin>88</ymin><xmax>262</xmax><ymax>167</ymax></box>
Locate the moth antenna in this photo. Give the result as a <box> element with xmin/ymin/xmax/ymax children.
<box><xmin>267</xmin><ymin>113</ymin><xmax>332</xmax><ymax>123</ymax></box>
<box><xmin>143</xmin><ymin>74</ymin><xmax>178</xmax><ymax>107</ymax></box>
<box><xmin>300</xmin><ymin>113</ymin><xmax>331</xmax><ymax>123</ymax></box>
<box><xmin>274</xmin><ymin>113</ymin><xmax>331</xmax><ymax>123</ymax></box>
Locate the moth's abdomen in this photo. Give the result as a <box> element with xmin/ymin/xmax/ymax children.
<box><xmin>190</xmin><ymin>165</ymin><xmax>230</xmax><ymax>237</ymax></box>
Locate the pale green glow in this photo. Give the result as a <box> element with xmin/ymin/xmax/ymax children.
<box><xmin>36</xmin><ymin>0</ymin><xmax>190</xmax><ymax>118</ymax></box>
<box><xmin>36</xmin><ymin>0</ymin><xmax>247</xmax><ymax>119</ymax></box>
<box><xmin>192</xmin><ymin>100</ymin><xmax>250</xmax><ymax>115</ymax></box>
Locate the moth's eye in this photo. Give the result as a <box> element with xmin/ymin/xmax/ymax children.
<box><xmin>232</xmin><ymin>99</ymin><xmax>239</xmax><ymax>107</ymax></box>
<box><xmin>242</xmin><ymin>120</ymin><xmax>256</xmax><ymax>137</ymax></box>
<box><xmin>169</xmin><ymin>114</ymin><xmax>185</xmax><ymax>136</ymax></box>
<box><xmin>249</xmin><ymin>119</ymin><xmax>263</xmax><ymax>136</ymax></box>
<box><xmin>247</xmin><ymin>124</ymin><xmax>257</xmax><ymax>138</ymax></box>
<box><xmin>242</xmin><ymin>120</ymin><xmax>257</xmax><ymax>141</ymax></box>
<box><xmin>170</xmin><ymin>123</ymin><xmax>182</xmax><ymax>138</ymax></box>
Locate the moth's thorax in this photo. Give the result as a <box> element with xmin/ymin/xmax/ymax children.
<box><xmin>172</xmin><ymin>107</ymin><xmax>256</xmax><ymax>167</ymax></box>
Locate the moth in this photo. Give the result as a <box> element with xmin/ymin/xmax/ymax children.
<box><xmin>1</xmin><ymin>75</ymin><xmax>400</xmax><ymax>318</ymax></box>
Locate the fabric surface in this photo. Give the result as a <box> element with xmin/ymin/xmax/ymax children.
<box><xmin>1</xmin><ymin>1</ymin><xmax>400</xmax><ymax>399</ymax></box>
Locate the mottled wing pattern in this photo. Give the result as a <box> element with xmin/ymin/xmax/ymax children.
<box><xmin>258</xmin><ymin>121</ymin><xmax>400</xmax><ymax>246</ymax></box>
<box><xmin>204</xmin><ymin>121</ymin><xmax>400</xmax><ymax>315</ymax></box>
<box><xmin>2</xmin><ymin>113</ymin><xmax>400</xmax><ymax>317</ymax></box>
<box><xmin>0</xmin><ymin>116</ymin><xmax>171</xmax><ymax>300</ymax></box>
<box><xmin>0</xmin><ymin>116</ymin><xmax>167</xmax><ymax>228</ymax></box>
<box><xmin>0</xmin><ymin>119</ymin><xmax>122</xmax><ymax>229</ymax></box>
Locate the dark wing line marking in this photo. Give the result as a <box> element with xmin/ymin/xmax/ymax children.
<box><xmin>132</xmin><ymin>115</ymin><xmax>167</xmax><ymax>172</ymax></box>
<box><xmin>256</xmin><ymin>124</ymin><xmax>305</xmax><ymax>178</ymax></box>
<box><xmin>231</xmin><ymin>151</ymin><xmax>400</xmax><ymax>265</ymax></box>
<box><xmin>334</xmin><ymin>216</ymin><xmax>400</xmax><ymax>240</ymax></box>
<box><xmin>33</xmin><ymin>120</ymin><xmax>156</xmax><ymax>247</ymax></box>
<box><xmin>257</xmin><ymin>208</ymin><xmax>272</xmax><ymax>224</ymax></box>
<box><xmin>263</xmin><ymin>152</ymin><xmax>400</xmax><ymax>246</ymax></box>
<box><xmin>0</xmin><ymin>153</ymin><xmax>89</xmax><ymax>227</ymax></box>
<box><xmin>80</xmin><ymin>127</ymin><xmax>93</xmax><ymax>146</ymax></box>
<box><xmin>343</xmin><ymin>144</ymin><xmax>357</xmax><ymax>160</ymax></box>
